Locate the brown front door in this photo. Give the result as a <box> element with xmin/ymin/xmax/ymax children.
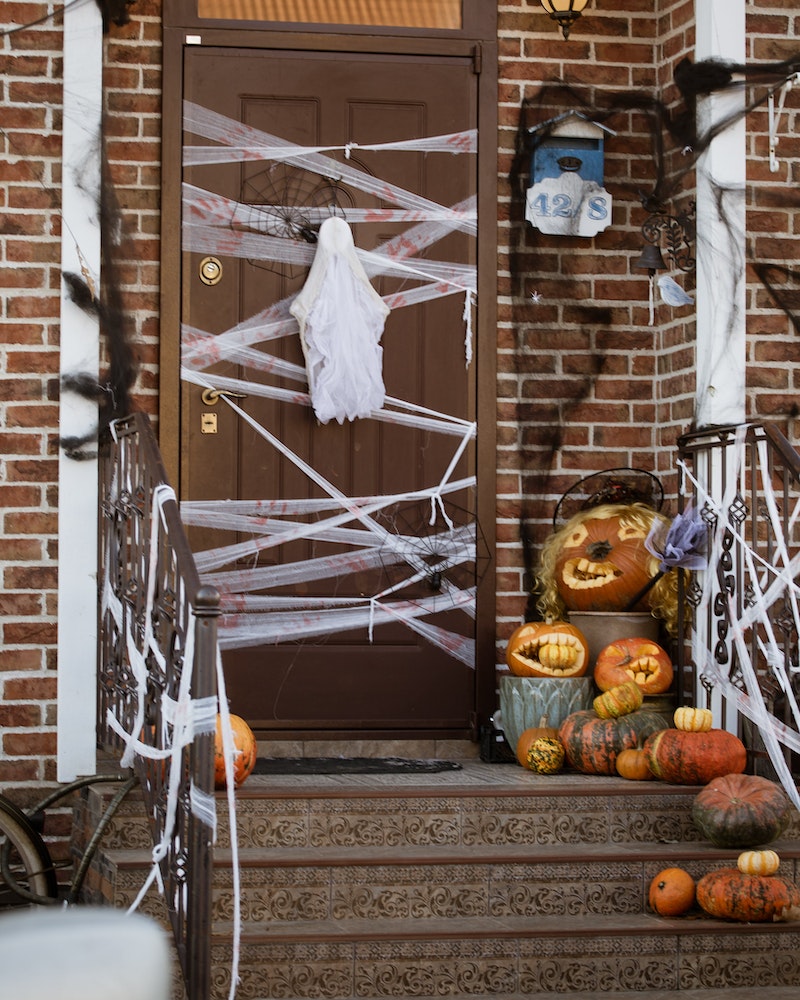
<box><xmin>178</xmin><ymin>43</ymin><xmax>484</xmax><ymax>740</ymax></box>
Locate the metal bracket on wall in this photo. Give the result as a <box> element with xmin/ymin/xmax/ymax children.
<box><xmin>768</xmin><ymin>72</ymin><xmax>800</xmax><ymax>172</ymax></box>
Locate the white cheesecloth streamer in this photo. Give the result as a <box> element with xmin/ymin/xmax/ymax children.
<box><xmin>184</xmin><ymin>375</ymin><xmax>478</xmax><ymax>661</ymax></box>
<box><xmin>181</xmin><ymin>182</ymin><xmax>476</xmax><ymax>376</ymax></box>
<box><xmin>102</xmin><ymin>428</ymin><xmax>242</xmax><ymax>1000</ymax></box>
<box><xmin>678</xmin><ymin>432</ymin><xmax>800</xmax><ymax>809</ymax></box>
<box><xmin>183</xmin><ymin>127</ymin><xmax>478</xmax><ymax>165</ymax></box>
<box><xmin>183</xmin><ymin>101</ymin><xmax>477</xmax><ymax>238</ymax></box>
<box><xmin>290</xmin><ymin>216</ymin><xmax>390</xmax><ymax>423</ymax></box>
<box><xmin>181</xmin><ymin>103</ymin><xmax>480</xmax><ymax>663</ymax></box>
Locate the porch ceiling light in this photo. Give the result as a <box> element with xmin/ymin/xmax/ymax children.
<box><xmin>539</xmin><ymin>0</ymin><xmax>591</xmax><ymax>40</ymax></box>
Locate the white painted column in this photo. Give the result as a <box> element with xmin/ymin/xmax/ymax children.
<box><xmin>692</xmin><ymin>0</ymin><xmax>747</xmax><ymax>723</ymax></box>
<box><xmin>57</xmin><ymin>1</ymin><xmax>104</xmax><ymax>780</ymax></box>
<box><xmin>694</xmin><ymin>0</ymin><xmax>747</xmax><ymax>429</ymax></box>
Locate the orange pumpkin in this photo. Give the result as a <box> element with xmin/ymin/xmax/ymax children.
<box><xmin>615</xmin><ymin>745</ymin><xmax>654</xmax><ymax>780</ymax></box>
<box><xmin>594</xmin><ymin>637</ymin><xmax>674</xmax><ymax>696</ymax></box>
<box><xmin>643</xmin><ymin>728</ymin><xmax>747</xmax><ymax>785</ymax></box>
<box><xmin>648</xmin><ymin>867</ymin><xmax>696</xmax><ymax>916</ymax></box>
<box><xmin>696</xmin><ymin>867</ymin><xmax>800</xmax><ymax>922</ymax></box>
<box><xmin>505</xmin><ymin>621</ymin><xmax>589</xmax><ymax>679</ymax></box>
<box><xmin>516</xmin><ymin>715</ymin><xmax>559</xmax><ymax>747</ymax></box>
<box><xmin>551</xmin><ymin>505</ymin><xmax>662</xmax><ymax>613</ymax></box>
<box><xmin>515</xmin><ymin>719</ymin><xmax>559</xmax><ymax>766</ymax></box>
<box><xmin>214</xmin><ymin>713</ymin><xmax>257</xmax><ymax>789</ymax></box>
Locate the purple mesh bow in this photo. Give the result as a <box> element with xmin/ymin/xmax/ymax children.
<box><xmin>625</xmin><ymin>505</ymin><xmax>708</xmax><ymax>610</ymax></box>
<box><xmin>645</xmin><ymin>505</ymin><xmax>708</xmax><ymax>572</ymax></box>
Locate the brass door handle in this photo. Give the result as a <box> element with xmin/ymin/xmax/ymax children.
<box><xmin>201</xmin><ymin>388</ymin><xmax>248</xmax><ymax>405</ymax></box>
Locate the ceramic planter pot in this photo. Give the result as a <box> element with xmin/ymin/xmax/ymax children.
<box><xmin>498</xmin><ymin>675</ymin><xmax>594</xmax><ymax>752</ymax></box>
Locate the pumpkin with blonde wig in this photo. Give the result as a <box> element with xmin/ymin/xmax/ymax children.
<box><xmin>535</xmin><ymin>503</ymin><xmax>681</xmax><ymax>635</ymax></box>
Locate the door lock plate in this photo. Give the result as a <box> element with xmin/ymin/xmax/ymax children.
<box><xmin>201</xmin><ymin>412</ymin><xmax>218</xmax><ymax>434</ymax></box>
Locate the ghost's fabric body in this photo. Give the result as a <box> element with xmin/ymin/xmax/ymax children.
<box><xmin>290</xmin><ymin>216</ymin><xmax>390</xmax><ymax>424</ymax></box>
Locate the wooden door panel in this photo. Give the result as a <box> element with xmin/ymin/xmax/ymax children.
<box><xmin>182</xmin><ymin>46</ymin><xmax>477</xmax><ymax>735</ymax></box>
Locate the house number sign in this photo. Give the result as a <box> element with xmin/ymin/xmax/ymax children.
<box><xmin>526</xmin><ymin>111</ymin><xmax>615</xmax><ymax>239</ymax></box>
<box><xmin>525</xmin><ymin>170</ymin><xmax>612</xmax><ymax>238</ymax></box>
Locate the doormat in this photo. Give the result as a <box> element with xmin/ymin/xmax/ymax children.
<box><xmin>253</xmin><ymin>756</ymin><xmax>463</xmax><ymax>775</ymax></box>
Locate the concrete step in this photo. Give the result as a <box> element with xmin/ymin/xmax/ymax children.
<box><xmin>201</xmin><ymin>916</ymin><xmax>800</xmax><ymax>999</ymax></box>
<box><xmin>74</xmin><ymin>764</ymin><xmax>800</xmax><ymax>999</ymax></box>
<box><xmin>96</xmin><ymin>838</ymin><xmax>800</xmax><ymax>924</ymax></box>
<box><xmin>82</xmin><ymin>769</ymin><xmax>746</xmax><ymax>852</ymax></box>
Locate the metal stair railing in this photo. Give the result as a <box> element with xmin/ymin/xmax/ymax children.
<box><xmin>98</xmin><ymin>411</ymin><xmax>219</xmax><ymax>1000</ymax></box>
<box><xmin>677</xmin><ymin>421</ymin><xmax>800</xmax><ymax>781</ymax></box>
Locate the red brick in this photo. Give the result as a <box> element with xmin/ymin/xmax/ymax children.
<box><xmin>0</xmin><ymin>485</ymin><xmax>42</xmax><ymax>508</ymax></box>
<box><xmin>4</xmin><ymin>622</ymin><xmax>58</xmax><ymax>645</ymax></box>
<box><xmin>3</xmin><ymin>731</ymin><xmax>57</xmax><ymax>756</ymax></box>
<box><xmin>0</xmin><ymin>704</ymin><xmax>42</xmax><ymax>727</ymax></box>
<box><xmin>4</xmin><ymin>458</ymin><xmax>58</xmax><ymax>482</ymax></box>
<box><xmin>3</xmin><ymin>566</ymin><xmax>57</xmax><ymax>590</ymax></box>
<box><xmin>3</xmin><ymin>676</ymin><xmax>57</xmax><ymax>701</ymax></box>
<box><xmin>0</xmin><ymin>538</ymin><xmax>45</xmax><ymax>561</ymax></box>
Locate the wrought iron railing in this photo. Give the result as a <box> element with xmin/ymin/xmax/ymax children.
<box><xmin>98</xmin><ymin>411</ymin><xmax>219</xmax><ymax>1000</ymax></box>
<box><xmin>677</xmin><ymin>421</ymin><xmax>800</xmax><ymax>781</ymax></box>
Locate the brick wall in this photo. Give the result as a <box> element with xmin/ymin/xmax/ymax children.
<box><xmin>103</xmin><ymin>0</ymin><xmax>163</xmax><ymax>413</ymax></box>
<box><xmin>746</xmin><ymin>3</ymin><xmax>800</xmax><ymax>429</ymax></box>
<box><xmin>495</xmin><ymin>0</ymin><xmax>800</xmax><ymax>663</ymax></box>
<box><xmin>0</xmin><ymin>0</ymin><xmax>163</xmax><ymax>838</ymax></box>
<box><xmin>1</xmin><ymin>3</ymin><xmax>64</xmax><ymax>795</ymax></box>
<box><xmin>496</xmin><ymin>0</ymin><xmax>692</xmax><ymax>650</ymax></box>
<box><xmin>1</xmin><ymin>1</ymin><xmax>800</xmax><ymax>806</ymax></box>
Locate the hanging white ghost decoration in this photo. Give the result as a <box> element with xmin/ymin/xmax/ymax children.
<box><xmin>290</xmin><ymin>216</ymin><xmax>390</xmax><ymax>425</ymax></box>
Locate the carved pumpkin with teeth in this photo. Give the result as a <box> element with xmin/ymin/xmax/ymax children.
<box><xmin>549</xmin><ymin>503</ymin><xmax>664</xmax><ymax>613</ymax></box>
<box><xmin>594</xmin><ymin>637</ymin><xmax>674</xmax><ymax>695</ymax></box>
<box><xmin>505</xmin><ymin>621</ymin><xmax>590</xmax><ymax>679</ymax></box>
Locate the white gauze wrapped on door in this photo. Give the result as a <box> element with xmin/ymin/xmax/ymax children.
<box><xmin>290</xmin><ymin>216</ymin><xmax>390</xmax><ymax>424</ymax></box>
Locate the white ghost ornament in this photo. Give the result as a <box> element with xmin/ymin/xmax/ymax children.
<box><xmin>290</xmin><ymin>216</ymin><xmax>390</xmax><ymax>424</ymax></box>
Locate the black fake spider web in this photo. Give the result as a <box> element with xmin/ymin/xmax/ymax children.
<box><xmin>375</xmin><ymin>498</ymin><xmax>489</xmax><ymax>613</ymax></box>
<box><xmin>231</xmin><ymin>162</ymin><xmax>353</xmax><ymax>277</ymax></box>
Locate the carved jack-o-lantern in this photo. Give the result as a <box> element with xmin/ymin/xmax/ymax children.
<box><xmin>553</xmin><ymin>507</ymin><xmax>658</xmax><ymax>612</ymax></box>
<box><xmin>546</xmin><ymin>503</ymin><xmax>664</xmax><ymax>614</ymax></box>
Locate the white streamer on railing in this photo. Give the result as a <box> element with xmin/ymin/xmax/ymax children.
<box><xmin>101</xmin><ymin>434</ymin><xmax>242</xmax><ymax>1000</ymax></box>
<box><xmin>678</xmin><ymin>433</ymin><xmax>800</xmax><ymax>808</ymax></box>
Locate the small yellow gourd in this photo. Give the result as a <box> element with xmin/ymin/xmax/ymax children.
<box><xmin>737</xmin><ymin>849</ymin><xmax>780</xmax><ymax>876</ymax></box>
<box><xmin>674</xmin><ymin>706</ymin><xmax>713</xmax><ymax>733</ymax></box>
<box><xmin>593</xmin><ymin>680</ymin><xmax>643</xmax><ymax>719</ymax></box>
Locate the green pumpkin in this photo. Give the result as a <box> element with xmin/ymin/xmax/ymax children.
<box><xmin>593</xmin><ymin>680</ymin><xmax>644</xmax><ymax>719</ymax></box>
<box><xmin>522</xmin><ymin>736</ymin><xmax>565</xmax><ymax>775</ymax></box>
<box><xmin>692</xmin><ymin>773</ymin><xmax>791</xmax><ymax>846</ymax></box>
<box><xmin>558</xmin><ymin>708</ymin><xmax>667</xmax><ymax>776</ymax></box>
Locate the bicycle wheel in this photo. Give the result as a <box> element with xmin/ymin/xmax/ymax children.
<box><xmin>0</xmin><ymin>795</ymin><xmax>59</xmax><ymax>905</ymax></box>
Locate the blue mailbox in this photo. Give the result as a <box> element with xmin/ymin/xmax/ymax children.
<box><xmin>526</xmin><ymin>111</ymin><xmax>615</xmax><ymax>237</ymax></box>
